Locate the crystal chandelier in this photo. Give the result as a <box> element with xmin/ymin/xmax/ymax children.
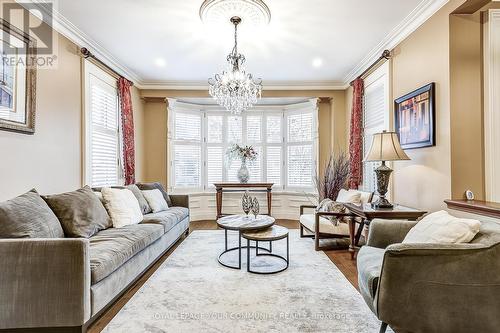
<box><xmin>208</xmin><ymin>16</ymin><xmax>262</xmax><ymax>115</ymax></box>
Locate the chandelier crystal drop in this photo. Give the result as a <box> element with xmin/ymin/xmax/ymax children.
<box><xmin>208</xmin><ymin>16</ymin><xmax>262</xmax><ymax>115</ymax></box>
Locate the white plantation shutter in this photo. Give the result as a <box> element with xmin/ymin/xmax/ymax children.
<box><xmin>85</xmin><ymin>61</ymin><xmax>121</xmax><ymax>187</ymax></box>
<box><xmin>286</xmin><ymin>110</ymin><xmax>315</xmax><ymax>188</ymax></box>
<box><xmin>246</xmin><ymin>115</ymin><xmax>262</xmax><ymax>143</ymax></box>
<box><xmin>266</xmin><ymin>115</ymin><xmax>282</xmax><ymax>143</ymax></box>
<box><xmin>174</xmin><ymin>145</ymin><xmax>201</xmax><ymax>187</ymax></box>
<box><xmin>175</xmin><ymin>112</ymin><xmax>201</xmax><ymax>141</ymax></box>
<box><xmin>227</xmin><ymin>116</ymin><xmax>242</xmax><ymax>143</ymax></box>
<box><xmin>207</xmin><ymin>115</ymin><xmax>223</xmax><ymax>143</ymax></box>
<box><xmin>266</xmin><ymin>146</ymin><xmax>281</xmax><ymax>185</ymax></box>
<box><xmin>288</xmin><ymin>145</ymin><xmax>313</xmax><ymax>187</ymax></box>
<box><xmin>362</xmin><ymin>63</ymin><xmax>389</xmax><ymax>192</ymax></box>
<box><xmin>171</xmin><ymin>111</ymin><xmax>203</xmax><ymax>189</ymax></box>
<box><xmin>288</xmin><ymin>113</ymin><xmax>313</xmax><ymax>142</ymax></box>
<box><xmin>207</xmin><ymin>146</ymin><xmax>223</xmax><ymax>185</ymax></box>
<box><xmin>248</xmin><ymin>146</ymin><xmax>262</xmax><ymax>181</ymax></box>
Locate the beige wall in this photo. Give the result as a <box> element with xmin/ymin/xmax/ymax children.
<box><xmin>140</xmin><ymin>90</ymin><xmax>348</xmax><ymax>188</ymax></box>
<box><xmin>450</xmin><ymin>10</ymin><xmax>485</xmax><ymax>200</ymax></box>
<box><xmin>389</xmin><ymin>0</ymin><xmax>464</xmax><ymax>212</ymax></box>
<box><xmin>0</xmin><ymin>33</ymin><xmax>82</xmax><ymax>201</ymax></box>
<box><xmin>0</xmin><ymin>15</ymin><xmax>145</xmax><ymax>200</ymax></box>
<box><xmin>142</xmin><ymin>100</ymin><xmax>168</xmax><ymax>186</ymax></box>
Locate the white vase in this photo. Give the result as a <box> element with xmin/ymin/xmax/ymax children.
<box><xmin>237</xmin><ymin>159</ymin><xmax>250</xmax><ymax>183</ymax></box>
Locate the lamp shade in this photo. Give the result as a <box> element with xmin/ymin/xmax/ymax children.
<box><xmin>364</xmin><ymin>131</ymin><xmax>410</xmax><ymax>162</ymax></box>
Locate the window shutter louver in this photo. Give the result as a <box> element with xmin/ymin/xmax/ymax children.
<box><xmin>246</xmin><ymin>115</ymin><xmax>262</xmax><ymax>143</ymax></box>
<box><xmin>266</xmin><ymin>146</ymin><xmax>281</xmax><ymax>185</ymax></box>
<box><xmin>88</xmin><ymin>74</ymin><xmax>120</xmax><ymax>187</ymax></box>
<box><xmin>287</xmin><ymin>145</ymin><xmax>313</xmax><ymax>187</ymax></box>
<box><xmin>174</xmin><ymin>145</ymin><xmax>201</xmax><ymax>187</ymax></box>
<box><xmin>363</xmin><ymin>74</ymin><xmax>387</xmax><ymax>192</ymax></box>
<box><xmin>207</xmin><ymin>146</ymin><xmax>223</xmax><ymax>185</ymax></box>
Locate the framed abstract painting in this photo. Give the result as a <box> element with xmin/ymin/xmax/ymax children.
<box><xmin>394</xmin><ymin>83</ymin><xmax>435</xmax><ymax>149</ymax></box>
<box><xmin>0</xmin><ymin>18</ymin><xmax>37</xmax><ymax>134</ymax></box>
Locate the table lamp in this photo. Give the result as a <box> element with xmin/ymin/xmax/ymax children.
<box><xmin>364</xmin><ymin>130</ymin><xmax>410</xmax><ymax>208</ymax></box>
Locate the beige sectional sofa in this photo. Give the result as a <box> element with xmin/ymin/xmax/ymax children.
<box><xmin>0</xmin><ymin>183</ymin><xmax>189</xmax><ymax>333</ymax></box>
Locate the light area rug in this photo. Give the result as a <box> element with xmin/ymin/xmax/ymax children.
<box><xmin>103</xmin><ymin>230</ymin><xmax>386</xmax><ymax>333</ymax></box>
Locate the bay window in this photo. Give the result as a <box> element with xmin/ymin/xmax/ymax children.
<box><xmin>168</xmin><ymin>99</ymin><xmax>318</xmax><ymax>192</ymax></box>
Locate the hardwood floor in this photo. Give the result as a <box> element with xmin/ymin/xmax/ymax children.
<box><xmin>88</xmin><ymin>219</ymin><xmax>358</xmax><ymax>333</ymax></box>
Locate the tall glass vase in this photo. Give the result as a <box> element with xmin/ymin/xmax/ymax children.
<box><xmin>237</xmin><ymin>158</ymin><xmax>250</xmax><ymax>183</ymax></box>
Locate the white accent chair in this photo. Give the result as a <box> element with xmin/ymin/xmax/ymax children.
<box><xmin>299</xmin><ymin>189</ymin><xmax>373</xmax><ymax>251</ymax></box>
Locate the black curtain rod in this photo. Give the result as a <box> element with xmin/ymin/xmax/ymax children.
<box><xmin>80</xmin><ymin>47</ymin><xmax>133</xmax><ymax>86</ymax></box>
<box><xmin>351</xmin><ymin>49</ymin><xmax>391</xmax><ymax>85</ymax></box>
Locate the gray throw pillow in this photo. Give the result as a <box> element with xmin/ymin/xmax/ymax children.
<box><xmin>126</xmin><ymin>184</ymin><xmax>152</xmax><ymax>214</ymax></box>
<box><xmin>136</xmin><ymin>182</ymin><xmax>172</xmax><ymax>207</ymax></box>
<box><xmin>0</xmin><ymin>189</ymin><xmax>64</xmax><ymax>238</ymax></box>
<box><xmin>43</xmin><ymin>186</ymin><xmax>111</xmax><ymax>238</ymax></box>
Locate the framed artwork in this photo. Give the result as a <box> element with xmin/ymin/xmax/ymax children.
<box><xmin>0</xmin><ymin>18</ymin><xmax>36</xmax><ymax>134</ymax></box>
<box><xmin>394</xmin><ymin>83</ymin><xmax>435</xmax><ymax>149</ymax></box>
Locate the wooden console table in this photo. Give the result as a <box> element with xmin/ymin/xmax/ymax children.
<box><xmin>343</xmin><ymin>203</ymin><xmax>427</xmax><ymax>259</ymax></box>
<box><xmin>214</xmin><ymin>183</ymin><xmax>274</xmax><ymax>219</ymax></box>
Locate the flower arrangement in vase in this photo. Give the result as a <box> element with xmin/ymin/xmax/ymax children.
<box><xmin>226</xmin><ymin>144</ymin><xmax>258</xmax><ymax>183</ymax></box>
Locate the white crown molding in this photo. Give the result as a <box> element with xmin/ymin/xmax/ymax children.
<box><xmin>137</xmin><ymin>80</ymin><xmax>348</xmax><ymax>91</ymax></box>
<box><xmin>342</xmin><ymin>0</ymin><xmax>449</xmax><ymax>84</ymax></box>
<box><xmin>16</xmin><ymin>0</ymin><xmax>143</xmax><ymax>84</ymax></box>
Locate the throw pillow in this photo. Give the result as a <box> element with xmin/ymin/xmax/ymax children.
<box><xmin>142</xmin><ymin>189</ymin><xmax>169</xmax><ymax>213</ymax></box>
<box><xmin>136</xmin><ymin>182</ymin><xmax>172</xmax><ymax>207</ymax></box>
<box><xmin>403</xmin><ymin>210</ymin><xmax>481</xmax><ymax>244</ymax></box>
<box><xmin>0</xmin><ymin>189</ymin><xmax>64</xmax><ymax>238</ymax></box>
<box><xmin>101</xmin><ymin>188</ymin><xmax>143</xmax><ymax>228</ymax></box>
<box><xmin>316</xmin><ymin>198</ymin><xmax>346</xmax><ymax>226</ymax></box>
<box><xmin>126</xmin><ymin>184</ymin><xmax>152</xmax><ymax>214</ymax></box>
<box><xmin>43</xmin><ymin>186</ymin><xmax>111</xmax><ymax>238</ymax></box>
<box><xmin>336</xmin><ymin>189</ymin><xmax>361</xmax><ymax>204</ymax></box>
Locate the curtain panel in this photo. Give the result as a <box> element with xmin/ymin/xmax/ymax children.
<box><xmin>348</xmin><ymin>78</ymin><xmax>364</xmax><ymax>189</ymax></box>
<box><xmin>118</xmin><ymin>77</ymin><xmax>135</xmax><ymax>185</ymax></box>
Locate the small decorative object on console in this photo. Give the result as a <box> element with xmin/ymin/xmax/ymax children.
<box><xmin>364</xmin><ymin>131</ymin><xmax>410</xmax><ymax>208</ymax></box>
<box><xmin>251</xmin><ymin>197</ymin><xmax>260</xmax><ymax>218</ymax></box>
<box><xmin>242</xmin><ymin>191</ymin><xmax>252</xmax><ymax>216</ymax></box>
<box><xmin>465</xmin><ymin>190</ymin><xmax>474</xmax><ymax>201</ymax></box>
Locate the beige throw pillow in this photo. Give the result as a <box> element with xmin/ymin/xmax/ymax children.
<box><xmin>336</xmin><ymin>189</ymin><xmax>361</xmax><ymax>204</ymax></box>
<box><xmin>403</xmin><ymin>210</ymin><xmax>481</xmax><ymax>244</ymax></box>
<box><xmin>142</xmin><ymin>189</ymin><xmax>169</xmax><ymax>213</ymax></box>
<box><xmin>101</xmin><ymin>188</ymin><xmax>143</xmax><ymax>228</ymax></box>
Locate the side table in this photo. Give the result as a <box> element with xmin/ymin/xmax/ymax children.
<box><xmin>344</xmin><ymin>203</ymin><xmax>427</xmax><ymax>259</ymax></box>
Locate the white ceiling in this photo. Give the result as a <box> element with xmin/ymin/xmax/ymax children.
<box><xmin>52</xmin><ymin>0</ymin><xmax>446</xmax><ymax>88</ymax></box>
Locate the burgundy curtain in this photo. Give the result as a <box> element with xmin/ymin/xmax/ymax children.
<box><xmin>118</xmin><ymin>77</ymin><xmax>135</xmax><ymax>185</ymax></box>
<box><xmin>348</xmin><ymin>78</ymin><xmax>364</xmax><ymax>189</ymax></box>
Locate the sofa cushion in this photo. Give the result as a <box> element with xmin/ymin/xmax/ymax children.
<box><xmin>101</xmin><ymin>188</ymin><xmax>143</xmax><ymax>228</ymax></box>
<box><xmin>43</xmin><ymin>186</ymin><xmax>111</xmax><ymax>238</ymax></box>
<box><xmin>89</xmin><ymin>224</ymin><xmax>164</xmax><ymax>284</ymax></box>
<box><xmin>357</xmin><ymin>246</ymin><xmax>385</xmax><ymax>306</ymax></box>
<box><xmin>299</xmin><ymin>213</ymin><xmax>357</xmax><ymax>236</ymax></box>
<box><xmin>141</xmin><ymin>207</ymin><xmax>189</xmax><ymax>233</ymax></box>
<box><xmin>142</xmin><ymin>189</ymin><xmax>169</xmax><ymax>213</ymax></box>
<box><xmin>136</xmin><ymin>182</ymin><xmax>172</xmax><ymax>207</ymax></box>
<box><xmin>470</xmin><ymin>220</ymin><xmax>500</xmax><ymax>246</ymax></box>
<box><xmin>0</xmin><ymin>189</ymin><xmax>64</xmax><ymax>238</ymax></box>
<box><xmin>125</xmin><ymin>184</ymin><xmax>152</xmax><ymax>215</ymax></box>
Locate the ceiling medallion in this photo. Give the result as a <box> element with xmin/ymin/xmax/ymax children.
<box><xmin>199</xmin><ymin>0</ymin><xmax>271</xmax><ymax>26</ymax></box>
<box><xmin>207</xmin><ymin>16</ymin><xmax>263</xmax><ymax>115</ymax></box>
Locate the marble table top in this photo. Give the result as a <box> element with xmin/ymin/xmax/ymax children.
<box><xmin>242</xmin><ymin>225</ymin><xmax>289</xmax><ymax>241</ymax></box>
<box><xmin>217</xmin><ymin>215</ymin><xmax>275</xmax><ymax>231</ymax></box>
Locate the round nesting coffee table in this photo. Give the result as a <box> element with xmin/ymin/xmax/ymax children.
<box><xmin>217</xmin><ymin>215</ymin><xmax>275</xmax><ymax>270</ymax></box>
<box><xmin>242</xmin><ymin>225</ymin><xmax>289</xmax><ymax>274</ymax></box>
